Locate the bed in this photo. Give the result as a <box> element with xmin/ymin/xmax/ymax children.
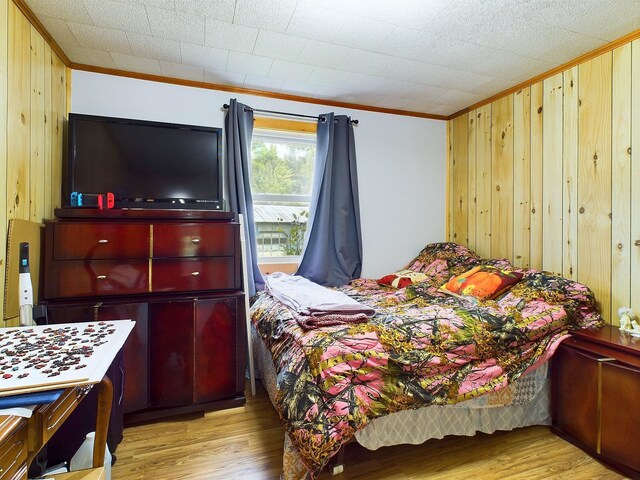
<box><xmin>249</xmin><ymin>242</ymin><xmax>603</xmax><ymax>479</ymax></box>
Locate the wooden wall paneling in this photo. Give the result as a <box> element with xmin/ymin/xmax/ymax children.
<box><xmin>562</xmin><ymin>66</ymin><xmax>579</xmax><ymax>280</ymax></box>
<box><xmin>577</xmin><ymin>53</ymin><xmax>612</xmax><ymax>322</ymax></box>
<box><xmin>490</xmin><ymin>95</ymin><xmax>514</xmax><ymax>261</ymax></box>
<box><xmin>530</xmin><ymin>82</ymin><xmax>544</xmax><ymax>270</ymax></box>
<box><xmin>50</xmin><ymin>52</ymin><xmax>65</xmax><ymax>210</ymax></box>
<box><xmin>0</xmin><ymin>0</ymin><xmax>8</xmax><ymax>323</ymax></box>
<box><xmin>542</xmin><ymin>73</ymin><xmax>564</xmax><ymax>275</ymax></box>
<box><xmin>475</xmin><ymin>104</ymin><xmax>492</xmax><ymax>258</ymax></box>
<box><xmin>451</xmin><ymin>114</ymin><xmax>468</xmax><ymax>244</ymax></box>
<box><xmin>29</xmin><ymin>25</ymin><xmax>44</xmax><ymax>222</ymax></box>
<box><xmin>610</xmin><ymin>44</ymin><xmax>632</xmax><ymax>326</ymax></box>
<box><xmin>43</xmin><ymin>42</ymin><xmax>52</xmax><ymax>218</ymax></box>
<box><xmin>467</xmin><ymin>111</ymin><xmax>477</xmax><ymax>252</ymax></box>
<box><xmin>7</xmin><ymin>1</ymin><xmax>30</xmax><ymax>221</ymax></box>
<box><xmin>512</xmin><ymin>88</ymin><xmax>531</xmax><ymax>268</ymax></box>
<box><xmin>630</xmin><ymin>40</ymin><xmax>640</xmax><ymax>322</ymax></box>
<box><xmin>447</xmin><ymin>119</ymin><xmax>453</xmax><ymax>241</ymax></box>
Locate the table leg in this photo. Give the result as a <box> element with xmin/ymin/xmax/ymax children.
<box><xmin>92</xmin><ymin>377</ymin><xmax>113</xmax><ymax>469</ymax></box>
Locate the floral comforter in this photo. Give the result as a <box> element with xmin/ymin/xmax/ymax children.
<box><xmin>250</xmin><ymin>243</ymin><xmax>603</xmax><ymax>476</ymax></box>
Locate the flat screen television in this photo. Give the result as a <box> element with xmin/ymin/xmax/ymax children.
<box><xmin>65</xmin><ymin>113</ymin><xmax>223</xmax><ymax>210</ymax></box>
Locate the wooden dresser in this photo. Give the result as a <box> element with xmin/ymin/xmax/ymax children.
<box><xmin>551</xmin><ymin>325</ymin><xmax>640</xmax><ymax>479</ymax></box>
<box><xmin>43</xmin><ymin>208</ymin><xmax>247</xmax><ymax>429</ymax></box>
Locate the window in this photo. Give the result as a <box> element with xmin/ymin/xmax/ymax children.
<box><xmin>250</xmin><ymin>121</ymin><xmax>316</xmax><ymax>262</ymax></box>
<box><xmin>256</xmin><ymin>231</ymin><xmax>288</xmax><ymax>254</ymax></box>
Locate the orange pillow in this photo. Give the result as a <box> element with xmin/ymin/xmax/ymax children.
<box><xmin>439</xmin><ymin>265</ymin><xmax>523</xmax><ymax>301</ymax></box>
<box><xmin>377</xmin><ymin>270</ymin><xmax>428</xmax><ymax>289</ymax></box>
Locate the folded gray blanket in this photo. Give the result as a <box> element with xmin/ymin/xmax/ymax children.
<box><xmin>265</xmin><ymin>272</ymin><xmax>374</xmax><ymax>329</ymax></box>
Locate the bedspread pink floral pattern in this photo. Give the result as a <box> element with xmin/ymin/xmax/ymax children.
<box><xmin>250</xmin><ymin>243</ymin><xmax>603</xmax><ymax>476</ymax></box>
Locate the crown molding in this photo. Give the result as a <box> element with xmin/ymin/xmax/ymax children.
<box><xmin>448</xmin><ymin>27</ymin><xmax>640</xmax><ymax>120</ymax></box>
<box><xmin>70</xmin><ymin>63</ymin><xmax>449</xmax><ymax>121</ymax></box>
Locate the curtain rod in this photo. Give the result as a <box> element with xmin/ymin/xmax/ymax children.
<box><xmin>222</xmin><ymin>104</ymin><xmax>359</xmax><ymax>125</ymax></box>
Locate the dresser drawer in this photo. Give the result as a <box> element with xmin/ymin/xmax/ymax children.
<box><xmin>53</xmin><ymin>223</ymin><xmax>150</xmax><ymax>260</ymax></box>
<box><xmin>152</xmin><ymin>258</ymin><xmax>238</xmax><ymax>292</ymax></box>
<box><xmin>0</xmin><ymin>420</ymin><xmax>26</xmax><ymax>480</ymax></box>
<box><xmin>46</xmin><ymin>260</ymin><xmax>149</xmax><ymax>298</ymax></box>
<box><xmin>153</xmin><ymin>224</ymin><xmax>236</xmax><ymax>258</ymax></box>
<box><xmin>34</xmin><ymin>386</ymin><xmax>90</xmax><ymax>446</ymax></box>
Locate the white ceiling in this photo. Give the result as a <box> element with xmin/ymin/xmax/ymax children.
<box><xmin>25</xmin><ymin>0</ymin><xmax>640</xmax><ymax>117</ymax></box>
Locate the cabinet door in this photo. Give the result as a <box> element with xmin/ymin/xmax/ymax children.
<box><xmin>45</xmin><ymin>302</ymin><xmax>134</xmax><ymax>458</ymax></box>
<box><xmin>193</xmin><ymin>297</ymin><xmax>242</xmax><ymax>404</ymax></box>
<box><xmin>601</xmin><ymin>361</ymin><xmax>640</xmax><ymax>471</ymax></box>
<box><xmin>96</xmin><ymin>304</ymin><xmax>149</xmax><ymax>415</ymax></box>
<box><xmin>149</xmin><ymin>301</ymin><xmax>194</xmax><ymax>408</ymax></box>
<box><xmin>552</xmin><ymin>345</ymin><xmax>599</xmax><ymax>450</ymax></box>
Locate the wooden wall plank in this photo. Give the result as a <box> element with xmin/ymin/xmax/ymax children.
<box><xmin>512</xmin><ymin>88</ymin><xmax>531</xmax><ymax>268</ymax></box>
<box><xmin>43</xmin><ymin>42</ymin><xmax>52</xmax><ymax>218</ymax></box>
<box><xmin>491</xmin><ymin>95</ymin><xmax>514</xmax><ymax>261</ymax></box>
<box><xmin>50</xmin><ymin>53</ymin><xmax>65</xmax><ymax>210</ymax></box>
<box><xmin>7</xmin><ymin>1</ymin><xmax>30</xmax><ymax>221</ymax></box>
<box><xmin>467</xmin><ymin>111</ymin><xmax>477</xmax><ymax>252</ymax></box>
<box><xmin>2</xmin><ymin>6</ymin><xmax>67</xmax><ymax>325</ymax></box>
<box><xmin>449</xmin><ymin>39</ymin><xmax>637</xmax><ymax>326</ymax></box>
<box><xmin>630</xmin><ymin>40</ymin><xmax>640</xmax><ymax>322</ymax></box>
<box><xmin>451</xmin><ymin>114</ymin><xmax>469</xmax><ymax>244</ymax></box>
<box><xmin>0</xmin><ymin>0</ymin><xmax>8</xmax><ymax>323</ymax></box>
<box><xmin>578</xmin><ymin>53</ymin><xmax>612</xmax><ymax>322</ymax></box>
<box><xmin>610</xmin><ymin>44</ymin><xmax>631</xmax><ymax>326</ymax></box>
<box><xmin>542</xmin><ymin>73</ymin><xmax>564</xmax><ymax>274</ymax></box>
<box><xmin>475</xmin><ymin>104</ymin><xmax>492</xmax><ymax>258</ymax></box>
<box><xmin>529</xmin><ymin>82</ymin><xmax>544</xmax><ymax>270</ymax></box>
<box><xmin>563</xmin><ymin>66</ymin><xmax>579</xmax><ymax>280</ymax></box>
<box><xmin>446</xmin><ymin>119</ymin><xmax>453</xmax><ymax>241</ymax></box>
<box><xmin>30</xmin><ymin>25</ymin><xmax>45</xmax><ymax>222</ymax></box>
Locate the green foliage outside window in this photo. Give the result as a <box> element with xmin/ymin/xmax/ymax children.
<box><xmin>251</xmin><ymin>141</ymin><xmax>314</xmax><ymax>195</ymax></box>
<box><xmin>279</xmin><ymin>210</ymin><xmax>309</xmax><ymax>255</ymax></box>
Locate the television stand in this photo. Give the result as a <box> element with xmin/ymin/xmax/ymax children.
<box><xmin>54</xmin><ymin>207</ymin><xmax>235</xmax><ymax>221</ymax></box>
<box><xmin>43</xmin><ymin>208</ymin><xmax>246</xmax><ymax>431</ymax></box>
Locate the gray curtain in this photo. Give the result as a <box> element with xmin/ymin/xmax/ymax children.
<box><xmin>296</xmin><ymin>113</ymin><xmax>362</xmax><ymax>286</ymax></box>
<box><xmin>224</xmin><ymin>99</ymin><xmax>264</xmax><ymax>296</ymax></box>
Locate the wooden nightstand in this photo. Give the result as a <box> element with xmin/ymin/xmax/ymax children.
<box><xmin>551</xmin><ymin>325</ymin><xmax>640</xmax><ymax>479</ymax></box>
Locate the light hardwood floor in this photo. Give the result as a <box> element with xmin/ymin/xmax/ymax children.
<box><xmin>112</xmin><ymin>383</ymin><xmax>626</xmax><ymax>480</ymax></box>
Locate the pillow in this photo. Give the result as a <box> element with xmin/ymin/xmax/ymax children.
<box><xmin>404</xmin><ymin>242</ymin><xmax>480</xmax><ymax>275</ymax></box>
<box><xmin>377</xmin><ymin>270</ymin><xmax>428</xmax><ymax>289</ymax></box>
<box><xmin>438</xmin><ymin>265</ymin><xmax>524</xmax><ymax>301</ymax></box>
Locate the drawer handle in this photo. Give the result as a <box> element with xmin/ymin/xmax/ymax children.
<box><xmin>98</xmin><ymin>239</ymin><xmax>109</xmax><ymax>244</ymax></box>
<box><xmin>76</xmin><ymin>385</ymin><xmax>92</xmax><ymax>397</ymax></box>
<box><xmin>97</xmin><ymin>275</ymin><xmax>107</xmax><ymax>280</ymax></box>
<box><xmin>191</xmin><ymin>237</ymin><xmax>201</xmax><ymax>244</ymax></box>
<box><xmin>191</xmin><ymin>271</ymin><xmax>200</xmax><ymax>276</ymax></box>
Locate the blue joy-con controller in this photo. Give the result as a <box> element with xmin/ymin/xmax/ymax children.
<box><xmin>70</xmin><ymin>192</ymin><xmax>84</xmax><ymax>207</ymax></box>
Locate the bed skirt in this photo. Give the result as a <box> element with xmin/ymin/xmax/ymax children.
<box><xmin>252</xmin><ymin>326</ymin><xmax>551</xmax><ymax>479</ymax></box>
